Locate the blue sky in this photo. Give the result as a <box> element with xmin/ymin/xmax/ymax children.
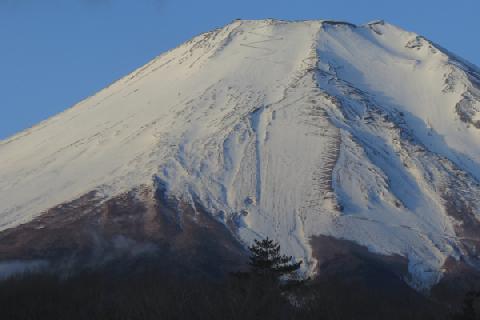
<box><xmin>0</xmin><ymin>0</ymin><xmax>478</xmax><ymax>139</ymax></box>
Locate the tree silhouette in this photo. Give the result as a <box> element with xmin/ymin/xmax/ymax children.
<box><xmin>248</xmin><ymin>238</ymin><xmax>302</xmax><ymax>283</ymax></box>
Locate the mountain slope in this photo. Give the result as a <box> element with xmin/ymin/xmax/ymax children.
<box><xmin>1</xmin><ymin>19</ymin><xmax>480</xmax><ymax>289</ymax></box>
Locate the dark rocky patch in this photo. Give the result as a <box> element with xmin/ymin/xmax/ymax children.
<box><xmin>310</xmin><ymin>235</ymin><xmax>447</xmax><ymax>319</ymax></box>
<box><xmin>432</xmin><ymin>257</ymin><xmax>480</xmax><ymax>310</ymax></box>
<box><xmin>0</xmin><ymin>186</ymin><xmax>247</xmax><ymax>278</ymax></box>
<box><xmin>322</xmin><ymin>21</ymin><xmax>357</xmax><ymax>29</ymax></box>
<box><xmin>442</xmin><ymin>189</ymin><xmax>480</xmax><ymax>272</ymax></box>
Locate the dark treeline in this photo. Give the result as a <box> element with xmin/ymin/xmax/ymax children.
<box><xmin>0</xmin><ymin>268</ymin><xmax>444</xmax><ymax>320</ymax></box>
<box><xmin>0</xmin><ymin>239</ymin><xmax>477</xmax><ymax>320</ymax></box>
<box><xmin>454</xmin><ymin>291</ymin><xmax>480</xmax><ymax>320</ymax></box>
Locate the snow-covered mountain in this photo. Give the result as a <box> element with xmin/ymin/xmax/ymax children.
<box><xmin>1</xmin><ymin>19</ymin><xmax>480</xmax><ymax>290</ymax></box>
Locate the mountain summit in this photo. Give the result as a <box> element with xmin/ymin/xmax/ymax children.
<box><xmin>1</xmin><ymin>19</ymin><xmax>480</xmax><ymax>290</ymax></box>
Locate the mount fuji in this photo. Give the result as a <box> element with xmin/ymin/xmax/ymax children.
<box><xmin>1</xmin><ymin>19</ymin><xmax>480</xmax><ymax>291</ymax></box>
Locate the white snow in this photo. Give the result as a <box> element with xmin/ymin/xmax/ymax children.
<box><xmin>1</xmin><ymin>19</ymin><xmax>479</xmax><ymax>289</ymax></box>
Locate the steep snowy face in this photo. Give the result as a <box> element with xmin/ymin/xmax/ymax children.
<box><xmin>1</xmin><ymin>19</ymin><xmax>480</xmax><ymax>289</ymax></box>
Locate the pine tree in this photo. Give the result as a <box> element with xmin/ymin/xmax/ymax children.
<box><xmin>248</xmin><ymin>238</ymin><xmax>302</xmax><ymax>283</ymax></box>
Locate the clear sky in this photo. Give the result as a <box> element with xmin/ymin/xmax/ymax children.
<box><xmin>0</xmin><ymin>0</ymin><xmax>478</xmax><ymax>139</ymax></box>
